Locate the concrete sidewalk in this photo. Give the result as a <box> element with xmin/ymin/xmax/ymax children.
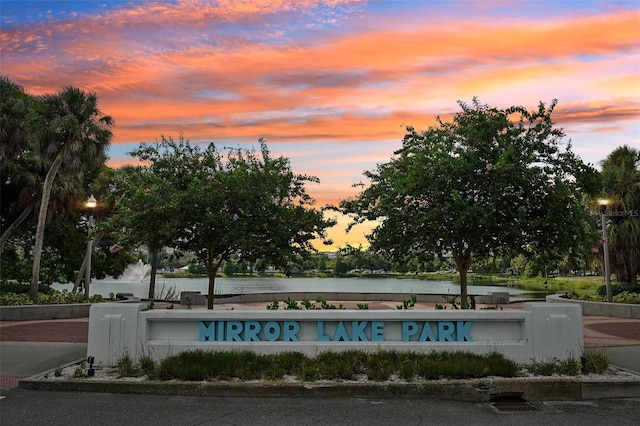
<box><xmin>2</xmin><ymin>302</ymin><xmax>639</xmax><ymax>390</ymax></box>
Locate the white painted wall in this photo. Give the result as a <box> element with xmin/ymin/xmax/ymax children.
<box><xmin>87</xmin><ymin>302</ymin><xmax>583</xmax><ymax>366</ymax></box>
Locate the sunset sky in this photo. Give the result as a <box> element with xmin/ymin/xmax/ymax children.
<box><xmin>2</xmin><ymin>0</ymin><xmax>639</xmax><ymax>249</ymax></box>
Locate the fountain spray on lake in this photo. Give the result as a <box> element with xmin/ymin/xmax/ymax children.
<box><xmin>116</xmin><ymin>259</ymin><xmax>151</xmax><ymax>282</ymax></box>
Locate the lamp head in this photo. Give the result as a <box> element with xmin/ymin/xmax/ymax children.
<box><xmin>86</xmin><ymin>194</ymin><xmax>97</xmax><ymax>209</ymax></box>
<box><xmin>597</xmin><ymin>198</ymin><xmax>610</xmax><ymax>213</ymax></box>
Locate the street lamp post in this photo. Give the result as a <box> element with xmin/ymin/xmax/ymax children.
<box><xmin>84</xmin><ymin>195</ymin><xmax>97</xmax><ymax>300</ymax></box>
<box><xmin>597</xmin><ymin>199</ymin><xmax>612</xmax><ymax>303</ymax></box>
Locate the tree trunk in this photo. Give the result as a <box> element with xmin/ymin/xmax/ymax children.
<box><xmin>205</xmin><ymin>249</ymin><xmax>225</xmax><ymax>310</ymax></box>
<box><xmin>29</xmin><ymin>154</ymin><xmax>63</xmax><ymax>301</ymax></box>
<box><xmin>73</xmin><ymin>254</ymin><xmax>87</xmax><ymax>294</ymax></box>
<box><xmin>73</xmin><ymin>232</ymin><xmax>103</xmax><ymax>294</ymax></box>
<box><xmin>0</xmin><ymin>204</ymin><xmax>34</xmax><ymax>254</ymax></box>
<box><xmin>148</xmin><ymin>247</ymin><xmax>159</xmax><ymax>299</ymax></box>
<box><xmin>458</xmin><ymin>265</ymin><xmax>469</xmax><ymax>309</ymax></box>
<box><xmin>455</xmin><ymin>250</ymin><xmax>472</xmax><ymax>309</ymax></box>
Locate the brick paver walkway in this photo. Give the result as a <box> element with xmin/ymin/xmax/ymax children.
<box><xmin>0</xmin><ymin>321</ymin><xmax>88</xmax><ymax>343</ymax></box>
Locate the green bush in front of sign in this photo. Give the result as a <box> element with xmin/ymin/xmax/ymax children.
<box><xmin>149</xmin><ymin>349</ymin><xmax>520</xmax><ymax>382</ymax></box>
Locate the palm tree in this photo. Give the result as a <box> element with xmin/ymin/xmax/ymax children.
<box><xmin>1</xmin><ymin>77</ymin><xmax>35</xmax><ymax>252</ymax></box>
<box><xmin>600</xmin><ymin>146</ymin><xmax>640</xmax><ymax>286</ymax></box>
<box><xmin>0</xmin><ymin>76</ymin><xmax>31</xmax><ymax>169</ymax></box>
<box><xmin>28</xmin><ymin>87</ymin><xmax>113</xmax><ymax>301</ymax></box>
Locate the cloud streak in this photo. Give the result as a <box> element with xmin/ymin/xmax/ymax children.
<box><xmin>2</xmin><ymin>0</ymin><xmax>639</xmax><ymax>248</ymax></box>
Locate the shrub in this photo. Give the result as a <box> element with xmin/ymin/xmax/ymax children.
<box><xmin>612</xmin><ymin>291</ymin><xmax>640</xmax><ymax>304</ymax></box>
<box><xmin>366</xmin><ymin>350</ymin><xmax>402</xmax><ymax>380</ymax></box>
<box><xmin>116</xmin><ymin>354</ymin><xmax>141</xmax><ymax>377</ymax></box>
<box><xmin>582</xmin><ymin>350</ymin><xmax>610</xmax><ymax>374</ymax></box>
<box><xmin>152</xmin><ymin>350</ymin><xmax>521</xmax><ymax>382</ymax></box>
<box><xmin>315</xmin><ymin>350</ymin><xmax>368</xmax><ymax>380</ymax></box>
<box><xmin>0</xmin><ymin>280</ymin><xmax>52</xmax><ymax>295</ymax></box>
<box><xmin>0</xmin><ymin>289</ymin><xmax>103</xmax><ymax>306</ymax></box>
<box><xmin>139</xmin><ymin>355</ymin><xmax>156</xmax><ymax>375</ymax></box>
<box><xmin>527</xmin><ymin>357</ymin><xmax>581</xmax><ymax>376</ymax></box>
<box><xmin>0</xmin><ymin>293</ymin><xmax>33</xmax><ymax>306</ymax></box>
<box><xmin>597</xmin><ymin>284</ymin><xmax>640</xmax><ymax>297</ymax></box>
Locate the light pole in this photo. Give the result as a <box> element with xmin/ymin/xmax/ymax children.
<box><xmin>597</xmin><ymin>198</ymin><xmax>612</xmax><ymax>303</ymax></box>
<box><xmin>84</xmin><ymin>195</ymin><xmax>97</xmax><ymax>300</ymax></box>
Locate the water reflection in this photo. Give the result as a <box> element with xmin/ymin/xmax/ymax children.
<box><xmin>53</xmin><ymin>276</ymin><xmax>528</xmax><ymax>299</ymax></box>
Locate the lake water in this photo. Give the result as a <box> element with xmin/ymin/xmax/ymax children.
<box><xmin>52</xmin><ymin>275</ymin><xmax>528</xmax><ymax>299</ymax></box>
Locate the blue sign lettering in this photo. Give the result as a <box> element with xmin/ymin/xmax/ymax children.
<box><xmin>401</xmin><ymin>321</ymin><xmax>473</xmax><ymax>342</ymax></box>
<box><xmin>200</xmin><ymin>320</ymin><xmax>471</xmax><ymax>343</ymax></box>
<box><xmin>456</xmin><ymin>321</ymin><xmax>472</xmax><ymax>342</ymax></box>
<box><xmin>352</xmin><ymin>321</ymin><xmax>368</xmax><ymax>342</ymax></box>
<box><xmin>371</xmin><ymin>321</ymin><xmax>385</xmax><ymax>342</ymax></box>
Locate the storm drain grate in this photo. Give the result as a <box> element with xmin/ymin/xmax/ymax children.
<box><xmin>491</xmin><ymin>401</ymin><xmax>539</xmax><ymax>412</ymax></box>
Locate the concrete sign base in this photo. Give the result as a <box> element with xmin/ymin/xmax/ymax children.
<box><xmin>87</xmin><ymin>302</ymin><xmax>583</xmax><ymax>366</ymax></box>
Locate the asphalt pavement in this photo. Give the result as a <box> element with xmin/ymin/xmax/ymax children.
<box><xmin>2</xmin><ymin>389</ymin><xmax>640</xmax><ymax>426</ymax></box>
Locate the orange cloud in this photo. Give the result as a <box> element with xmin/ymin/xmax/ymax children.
<box><xmin>3</xmin><ymin>1</ymin><xmax>638</xmax><ymax>249</ymax></box>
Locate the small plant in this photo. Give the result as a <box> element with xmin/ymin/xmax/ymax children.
<box><xmin>139</xmin><ymin>355</ymin><xmax>156</xmax><ymax>375</ymax></box>
<box><xmin>284</xmin><ymin>297</ymin><xmax>301</xmax><ymax>310</ymax></box>
<box><xmin>166</xmin><ymin>304</ymin><xmax>174</xmax><ymax>309</ymax></box>
<box><xmin>480</xmin><ymin>305</ymin><xmax>503</xmax><ymax>310</ymax></box>
<box><xmin>442</xmin><ymin>295</ymin><xmax>460</xmax><ymax>309</ymax></box>
<box><xmin>557</xmin><ymin>357</ymin><xmax>581</xmax><ymax>375</ymax></box>
<box><xmin>54</xmin><ymin>368</ymin><xmax>62</xmax><ymax>377</ymax></box>
<box><xmin>434</xmin><ymin>303</ymin><xmax>445</xmax><ymax>310</ymax></box>
<box><xmin>357</xmin><ymin>303</ymin><xmax>369</xmax><ymax>310</ymax></box>
<box><xmin>582</xmin><ymin>350</ymin><xmax>610</xmax><ymax>374</ymax></box>
<box><xmin>526</xmin><ymin>357</ymin><xmax>581</xmax><ymax>376</ymax></box>
<box><xmin>116</xmin><ymin>354</ymin><xmax>141</xmax><ymax>377</ymax></box>
<box><xmin>316</xmin><ymin>296</ymin><xmax>340</xmax><ymax>309</ymax></box>
<box><xmin>146</xmin><ymin>300</ymin><xmax>155</xmax><ymax>310</ymax></box>
<box><xmin>301</xmin><ymin>298</ymin><xmax>317</xmax><ymax>310</ymax></box>
<box><xmin>154</xmin><ymin>283</ymin><xmax>179</xmax><ymax>301</ymax></box>
<box><xmin>73</xmin><ymin>367</ymin><xmax>84</xmax><ymax>378</ymax></box>
<box><xmin>185</xmin><ymin>296</ymin><xmax>192</xmax><ymax>310</ymax></box>
<box><xmin>527</xmin><ymin>360</ymin><xmax>559</xmax><ymax>376</ymax></box>
<box><xmin>266</xmin><ymin>300</ymin><xmax>280</xmax><ymax>310</ymax></box>
<box><xmin>396</xmin><ymin>295</ymin><xmax>417</xmax><ymax>310</ymax></box>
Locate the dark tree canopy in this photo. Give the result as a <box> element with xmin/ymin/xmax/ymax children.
<box><xmin>121</xmin><ymin>135</ymin><xmax>335</xmax><ymax>308</ymax></box>
<box><xmin>600</xmin><ymin>145</ymin><xmax>640</xmax><ymax>286</ymax></box>
<box><xmin>108</xmin><ymin>164</ymin><xmax>180</xmax><ymax>298</ymax></box>
<box><xmin>341</xmin><ymin>99</ymin><xmax>598</xmax><ymax>307</ymax></box>
<box><xmin>28</xmin><ymin>86</ymin><xmax>114</xmax><ymax>300</ymax></box>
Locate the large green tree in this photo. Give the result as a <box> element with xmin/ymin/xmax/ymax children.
<box><xmin>0</xmin><ymin>77</ymin><xmax>38</xmax><ymax>253</ymax></box>
<box><xmin>600</xmin><ymin>145</ymin><xmax>640</xmax><ymax>286</ymax></box>
<box><xmin>340</xmin><ymin>99</ymin><xmax>597</xmax><ymax>308</ymax></box>
<box><xmin>125</xmin><ymin>136</ymin><xmax>334</xmax><ymax>309</ymax></box>
<box><xmin>108</xmin><ymin>162</ymin><xmax>180</xmax><ymax>299</ymax></box>
<box><xmin>28</xmin><ymin>87</ymin><xmax>113</xmax><ymax>301</ymax></box>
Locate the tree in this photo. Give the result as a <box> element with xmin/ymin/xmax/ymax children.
<box><xmin>600</xmin><ymin>146</ymin><xmax>640</xmax><ymax>286</ymax></box>
<box><xmin>108</xmin><ymin>162</ymin><xmax>181</xmax><ymax>299</ymax></box>
<box><xmin>27</xmin><ymin>87</ymin><xmax>113</xmax><ymax>301</ymax></box>
<box><xmin>126</xmin><ymin>136</ymin><xmax>334</xmax><ymax>308</ymax></box>
<box><xmin>0</xmin><ymin>77</ymin><xmax>38</xmax><ymax>253</ymax></box>
<box><xmin>340</xmin><ymin>99</ymin><xmax>597</xmax><ymax>308</ymax></box>
<box><xmin>0</xmin><ymin>76</ymin><xmax>31</xmax><ymax>169</ymax></box>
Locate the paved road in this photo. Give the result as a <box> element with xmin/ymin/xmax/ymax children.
<box><xmin>0</xmin><ymin>341</ymin><xmax>86</xmax><ymax>377</ymax></box>
<box><xmin>1</xmin><ymin>390</ymin><xmax>639</xmax><ymax>426</ymax></box>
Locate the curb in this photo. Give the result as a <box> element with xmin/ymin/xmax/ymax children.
<box><xmin>18</xmin><ymin>375</ymin><xmax>640</xmax><ymax>402</ymax></box>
